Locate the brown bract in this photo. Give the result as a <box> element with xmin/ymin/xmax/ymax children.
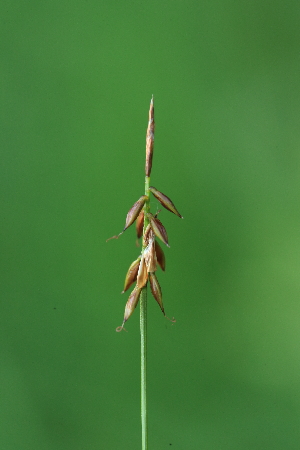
<box><xmin>124</xmin><ymin>195</ymin><xmax>148</xmax><ymax>232</ymax></box>
<box><xmin>149</xmin><ymin>186</ymin><xmax>183</xmax><ymax>218</ymax></box>
<box><xmin>123</xmin><ymin>286</ymin><xmax>142</xmax><ymax>324</ymax></box>
<box><xmin>122</xmin><ymin>256</ymin><xmax>141</xmax><ymax>293</ymax></box>
<box><xmin>106</xmin><ymin>195</ymin><xmax>148</xmax><ymax>242</ymax></box>
<box><xmin>136</xmin><ymin>210</ymin><xmax>144</xmax><ymax>239</ymax></box>
<box><xmin>143</xmin><ymin>234</ymin><xmax>157</xmax><ymax>273</ymax></box>
<box><xmin>149</xmin><ymin>272</ymin><xmax>164</xmax><ymax>315</ymax></box>
<box><xmin>155</xmin><ymin>240</ymin><xmax>166</xmax><ymax>271</ymax></box>
<box><xmin>136</xmin><ymin>255</ymin><xmax>148</xmax><ymax>289</ymax></box>
<box><xmin>148</xmin><ymin>213</ymin><xmax>170</xmax><ymax>247</ymax></box>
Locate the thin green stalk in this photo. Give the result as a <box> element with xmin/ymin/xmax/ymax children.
<box><xmin>140</xmin><ymin>175</ymin><xmax>150</xmax><ymax>450</ymax></box>
<box><xmin>140</xmin><ymin>287</ymin><xmax>147</xmax><ymax>450</ymax></box>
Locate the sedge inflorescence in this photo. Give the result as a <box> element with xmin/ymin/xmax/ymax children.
<box><xmin>107</xmin><ymin>96</ymin><xmax>183</xmax><ymax>331</ymax></box>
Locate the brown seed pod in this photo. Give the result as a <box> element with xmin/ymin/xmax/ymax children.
<box><xmin>149</xmin><ymin>272</ymin><xmax>164</xmax><ymax>315</ymax></box>
<box><xmin>145</xmin><ymin>96</ymin><xmax>155</xmax><ymax>177</ymax></box>
<box><xmin>136</xmin><ymin>255</ymin><xmax>148</xmax><ymax>289</ymax></box>
<box><xmin>148</xmin><ymin>213</ymin><xmax>170</xmax><ymax>247</ymax></box>
<box><xmin>123</xmin><ymin>195</ymin><xmax>148</xmax><ymax>232</ymax></box>
<box><xmin>122</xmin><ymin>256</ymin><xmax>141</xmax><ymax>293</ymax></box>
<box><xmin>143</xmin><ymin>234</ymin><xmax>157</xmax><ymax>273</ymax></box>
<box><xmin>136</xmin><ymin>210</ymin><xmax>144</xmax><ymax>239</ymax></box>
<box><xmin>155</xmin><ymin>240</ymin><xmax>166</xmax><ymax>271</ymax></box>
<box><xmin>149</xmin><ymin>186</ymin><xmax>183</xmax><ymax>218</ymax></box>
<box><xmin>122</xmin><ymin>286</ymin><xmax>142</xmax><ymax>326</ymax></box>
<box><xmin>106</xmin><ymin>195</ymin><xmax>148</xmax><ymax>241</ymax></box>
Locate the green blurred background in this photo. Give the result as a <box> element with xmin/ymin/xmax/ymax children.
<box><xmin>1</xmin><ymin>1</ymin><xmax>300</xmax><ymax>449</ymax></box>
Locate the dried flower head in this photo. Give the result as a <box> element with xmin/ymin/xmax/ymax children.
<box><xmin>107</xmin><ymin>96</ymin><xmax>182</xmax><ymax>330</ymax></box>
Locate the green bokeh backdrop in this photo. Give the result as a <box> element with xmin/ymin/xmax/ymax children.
<box><xmin>2</xmin><ymin>1</ymin><xmax>300</xmax><ymax>449</ymax></box>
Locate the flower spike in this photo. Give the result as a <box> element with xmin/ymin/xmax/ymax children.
<box><xmin>108</xmin><ymin>97</ymin><xmax>181</xmax><ymax>331</ymax></box>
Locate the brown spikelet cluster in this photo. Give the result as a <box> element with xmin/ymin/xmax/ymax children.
<box><xmin>108</xmin><ymin>96</ymin><xmax>183</xmax><ymax>331</ymax></box>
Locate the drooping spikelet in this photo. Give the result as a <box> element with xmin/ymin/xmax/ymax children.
<box><xmin>149</xmin><ymin>272</ymin><xmax>164</xmax><ymax>315</ymax></box>
<box><xmin>106</xmin><ymin>195</ymin><xmax>148</xmax><ymax>241</ymax></box>
<box><xmin>148</xmin><ymin>213</ymin><xmax>170</xmax><ymax>247</ymax></box>
<box><xmin>149</xmin><ymin>186</ymin><xmax>183</xmax><ymax>218</ymax></box>
<box><xmin>122</xmin><ymin>256</ymin><xmax>141</xmax><ymax>293</ymax></box>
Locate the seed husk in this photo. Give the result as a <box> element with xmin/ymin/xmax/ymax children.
<box><xmin>149</xmin><ymin>186</ymin><xmax>183</xmax><ymax>218</ymax></box>
<box><xmin>149</xmin><ymin>272</ymin><xmax>164</xmax><ymax>315</ymax></box>
<box><xmin>136</xmin><ymin>255</ymin><xmax>148</xmax><ymax>288</ymax></box>
<box><xmin>106</xmin><ymin>195</ymin><xmax>148</xmax><ymax>241</ymax></box>
<box><xmin>155</xmin><ymin>240</ymin><xmax>166</xmax><ymax>271</ymax></box>
<box><xmin>136</xmin><ymin>210</ymin><xmax>144</xmax><ymax>239</ymax></box>
<box><xmin>122</xmin><ymin>256</ymin><xmax>141</xmax><ymax>293</ymax></box>
<box><xmin>118</xmin><ymin>286</ymin><xmax>142</xmax><ymax>331</ymax></box>
<box><xmin>143</xmin><ymin>235</ymin><xmax>157</xmax><ymax>273</ymax></box>
<box><xmin>148</xmin><ymin>213</ymin><xmax>170</xmax><ymax>247</ymax></box>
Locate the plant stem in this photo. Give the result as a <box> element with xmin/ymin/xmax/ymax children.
<box><xmin>140</xmin><ymin>287</ymin><xmax>148</xmax><ymax>450</ymax></box>
<box><xmin>140</xmin><ymin>175</ymin><xmax>150</xmax><ymax>450</ymax></box>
